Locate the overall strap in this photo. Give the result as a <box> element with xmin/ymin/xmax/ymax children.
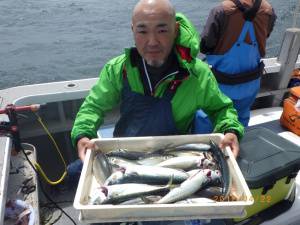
<box><xmin>233</xmin><ymin>0</ymin><xmax>262</xmax><ymax>21</ymax></box>
<box><xmin>238</xmin><ymin>21</ymin><xmax>257</xmax><ymax>43</ymax></box>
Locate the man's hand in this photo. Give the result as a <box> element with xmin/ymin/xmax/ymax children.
<box><xmin>219</xmin><ymin>132</ymin><xmax>239</xmax><ymax>158</ymax></box>
<box><xmin>77</xmin><ymin>137</ymin><xmax>94</xmax><ymax>161</ymax></box>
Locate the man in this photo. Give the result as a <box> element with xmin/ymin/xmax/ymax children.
<box><xmin>197</xmin><ymin>0</ymin><xmax>276</xmax><ymax>130</ymax></box>
<box><xmin>71</xmin><ymin>0</ymin><xmax>244</xmax><ymax>161</ymax></box>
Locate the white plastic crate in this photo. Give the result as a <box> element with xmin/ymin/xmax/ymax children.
<box><xmin>74</xmin><ymin>134</ymin><xmax>253</xmax><ymax>223</ymax></box>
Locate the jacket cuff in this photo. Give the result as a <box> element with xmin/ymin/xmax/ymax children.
<box><xmin>74</xmin><ymin>134</ymin><xmax>91</xmax><ymax>148</ymax></box>
<box><xmin>224</xmin><ymin>129</ymin><xmax>240</xmax><ymax>139</ymax></box>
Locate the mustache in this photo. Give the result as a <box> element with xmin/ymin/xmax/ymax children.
<box><xmin>144</xmin><ymin>47</ymin><xmax>163</xmax><ymax>52</ymax></box>
<box><xmin>145</xmin><ymin>59</ymin><xmax>164</xmax><ymax>67</ymax></box>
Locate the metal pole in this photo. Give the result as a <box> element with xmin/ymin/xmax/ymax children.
<box><xmin>270</xmin><ymin>28</ymin><xmax>300</xmax><ymax>106</ymax></box>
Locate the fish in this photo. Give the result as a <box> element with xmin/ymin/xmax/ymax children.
<box><xmin>173</xmin><ymin>143</ymin><xmax>211</xmax><ymax>151</ymax></box>
<box><xmin>196</xmin><ymin>186</ymin><xmax>224</xmax><ymax>199</ymax></box>
<box><xmin>137</xmin><ymin>155</ymin><xmax>174</xmax><ymax>166</ymax></box>
<box><xmin>208</xmin><ymin>140</ymin><xmax>231</xmax><ymax>198</ymax></box>
<box><xmin>92</xmin><ymin>152</ymin><xmax>112</xmax><ymax>185</ymax></box>
<box><xmin>119</xmin><ymin>195</ymin><xmax>162</xmax><ymax>205</ymax></box>
<box><xmin>156</xmin><ymin>169</ymin><xmax>221</xmax><ymax>204</ymax></box>
<box><xmin>107</xmin><ymin>149</ymin><xmax>174</xmax><ymax>166</ymax></box>
<box><xmin>187</xmin><ymin>169</ymin><xmax>200</xmax><ymax>177</ymax></box>
<box><xmin>106</xmin><ymin>149</ymin><xmax>149</xmax><ymax>160</ymax></box>
<box><xmin>157</xmin><ymin>156</ymin><xmax>215</xmax><ymax>171</ymax></box>
<box><xmin>108</xmin><ymin>156</ymin><xmax>140</xmax><ymax>169</ymax></box>
<box><xmin>104</xmin><ymin>165</ymin><xmax>189</xmax><ymax>185</ymax></box>
<box><xmin>104</xmin><ymin>169</ymin><xmax>126</xmax><ymax>186</ymax></box>
<box><xmin>90</xmin><ymin>183</ymin><xmax>170</xmax><ymax>205</ymax></box>
<box><xmin>151</xmin><ymin>143</ymin><xmax>211</xmax><ymax>155</ymax></box>
<box><xmin>169</xmin><ymin>151</ymin><xmax>213</xmax><ymax>158</ymax></box>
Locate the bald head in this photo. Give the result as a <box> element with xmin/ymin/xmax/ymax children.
<box><xmin>131</xmin><ymin>0</ymin><xmax>178</xmax><ymax>67</ymax></box>
<box><xmin>132</xmin><ymin>0</ymin><xmax>176</xmax><ymax>23</ymax></box>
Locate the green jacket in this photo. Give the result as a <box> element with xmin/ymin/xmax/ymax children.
<box><xmin>71</xmin><ymin>13</ymin><xmax>244</xmax><ymax>146</ymax></box>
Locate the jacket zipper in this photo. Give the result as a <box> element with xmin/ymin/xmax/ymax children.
<box><xmin>142</xmin><ymin>58</ymin><xmax>179</xmax><ymax>96</ymax></box>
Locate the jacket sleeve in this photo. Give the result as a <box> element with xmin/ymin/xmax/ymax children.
<box><xmin>71</xmin><ymin>63</ymin><xmax>122</xmax><ymax>147</ymax></box>
<box><xmin>267</xmin><ymin>8</ymin><xmax>277</xmax><ymax>37</ymax></box>
<box><xmin>197</xmin><ymin>65</ymin><xmax>244</xmax><ymax>139</ymax></box>
<box><xmin>200</xmin><ymin>5</ymin><xmax>225</xmax><ymax>54</ymax></box>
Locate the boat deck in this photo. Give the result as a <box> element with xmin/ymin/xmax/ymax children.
<box><xmin>2</xmin><ymin>27</ymin><xmax>300</xmax><ymax>223</ymax></box>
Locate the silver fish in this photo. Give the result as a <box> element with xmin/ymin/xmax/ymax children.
<box><xmin>106</xmin><ymin>149</ymin><xmax>150</xmax><ymax>160</ymax></box>
<box><xmin>171</xmin><ymin>143</ymin><xmax>211</xmax><ymax>151</ymax></box>
<box><xmin>196</xmin><ymin>186</ymin><xmax>223</xmax><ymax>199</ymax></box>
<box><xmin>119</xmin><ymin>195</ymin><xmax>162</xmax><ymax>205</ymax></box>
<box><xmin>137</xmin><ymin>155</ymin><xmax>173</xmax><ymax>166</ymax></box>
<box><xmin>171</xmin><ymin>151</ymin><xmax>214</xmax><ymax>161</ymax></box>
<box><xmin>151</xmin><ymin>143</ymin><xmax>211</xmax><ymax>155</ymax></box>
<box><xmin>105</xmin><ymin>165</ymin><xmax>189</xmax><ymax>185</ymax></box>
<box><xmin>108</xmin><ymin>156</ymin><xmax>140</xmax><ymax>168</ymax></box>
<box><xmin>104</xmin><ymin>169</ymin><xmax>126</xmax><ymax>186</ymax></box>
<box><xmin>157</xmin><ymin>156</ymin><xmax>215</xmax><ymax>171</ymax></box>
<box><xmin>187</xmin><ymin>169</ymin><xmax>200</xmax><ymax>177</ymax></box>
<box><xmin>91</xmin><ymin>183</ymin><xmax>170</xmax><ymax>205</ymax></box>
<box><xmin>92</xmin><ymin>152</ymin><xmax>112</xmax><ymax>185</ymax></box>
<box><xmin>156</xmin><ymin>169</ymin><xmax>221</xmax><ymax>204</ymax></box>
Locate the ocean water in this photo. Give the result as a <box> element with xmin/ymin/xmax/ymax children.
<box><xmin>0</xmin><ymin>0</ymin><xmax>298</xmax><ymax>89</ymax></box>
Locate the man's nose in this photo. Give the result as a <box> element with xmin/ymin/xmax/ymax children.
<box><xmin>148</xmin><ymin>33</ymin><xmax>159</xmax><ymax>46</ymax></box>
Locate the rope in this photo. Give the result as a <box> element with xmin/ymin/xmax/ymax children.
<box><xmin>30</xmin><ymin>112</ymin><xmax>67</xmax><ymax>185</ymax></box>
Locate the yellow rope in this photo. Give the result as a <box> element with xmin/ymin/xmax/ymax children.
<box><xmin>32</xmin><ymin>112</ymin><xmax>67</xmax><ymax>185</ymax></box>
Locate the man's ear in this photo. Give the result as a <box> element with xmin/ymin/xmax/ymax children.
<box><xmin>131</xmin><ymin>23</ymin><xmax>134</xmax><ymax>32</ymax></box>
<box><xmin>175</xmin><ymin>21</ymin><xmax>180</xmax><ymax>37</ymax></box>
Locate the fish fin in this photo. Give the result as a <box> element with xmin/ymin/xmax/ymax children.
<box><xmin>165</xmin><ymin>174</ymin><xmax>177</xmax><ymax>189</ymax></box>
<box><xmin>102</xmin><ymin>153</ymin><xmax>113</xmax><ymax>174</ymax></box>
<box><xmin>141</xmin><ymin>196</ymin><xmax>153</xmax><ymax>204</ymax></box>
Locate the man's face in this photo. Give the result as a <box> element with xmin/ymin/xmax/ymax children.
<box><xmin>132</xmin><ymin>10</ymin><xmax>178</xmax><ymax>67</ymax></box>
